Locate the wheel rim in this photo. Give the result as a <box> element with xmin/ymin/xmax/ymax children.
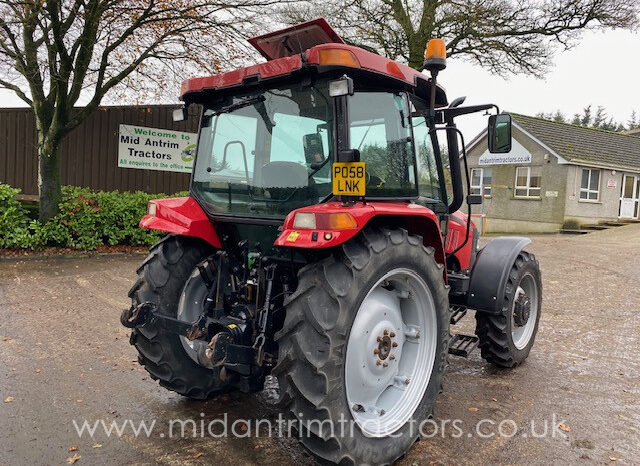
<box><xmin>511</xmin><ymin>272</ymin><xmax>538</xmax><ymax>350</ymax></box>
<box><xmin>177</xmin><ymin>263</ymin><xmax>212</xmax><ymax>365</ymax></box>
<box><xmin>345</xmin><ymin>268</ymin><xmax>437</xmax><ymax>437</ymax></box>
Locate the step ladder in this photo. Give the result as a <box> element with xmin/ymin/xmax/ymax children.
<box><xmin>448</xmin><ymin>304</ymin><xmax>479</xmax><ymax>358</ymax></box>
<box><xmin>448</xmin><ymin>333</ymin><xmax>479</xmax><ymax>358</ymax></box>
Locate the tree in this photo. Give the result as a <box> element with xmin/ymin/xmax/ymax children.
<box><xmin>580</xmin><ymin>105</ymin><xmax>593</xmax><ymax>127</ymax></box>
<box><xmin>280</xmin><ymin>0</ymin><xmax>638</xmax><ymax>73</ymax></box>
<box><xmin>0</xmin><ymin>0</ymin><xmax>274</xmax><ymax>221</ymax></box>
<box><xmin>628</xmin><ymin>110</ymin><xmax>640</xmax><ymax>130</ymax></box>
<box><xmin>539</xmin><ymin>105</ymin><xmax>633</xmax><ymax>132</ymax></box>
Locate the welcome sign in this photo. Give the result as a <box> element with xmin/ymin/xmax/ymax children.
<box><xmin>118</xmin><ymin>124</ymin><xmax>198</xmax><ymax>173</ymax></box>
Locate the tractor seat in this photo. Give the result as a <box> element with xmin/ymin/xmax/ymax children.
<box><xmin>261</xmin><ymin>161</ymin><xmax>308</xmax><ymax>189</ymax></box>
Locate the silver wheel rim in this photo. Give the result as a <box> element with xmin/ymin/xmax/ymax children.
<box><xmin>345</xmin><ymin>268</ymin><xmax>437</xmax><ymax>437</ymax></box>
<box><xmin>511</xmin><ymin>273</ymin><xmax>538</xmax><ymax>350</ymax></box>
<box><xmin>177</xmin><ymin>263</ymin><xmax>211</xmax><ymax>365</ymax></box>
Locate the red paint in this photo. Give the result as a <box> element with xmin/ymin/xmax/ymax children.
<box><xmin>306</xmin><ymin>44</ymin><xmax>425</xmax><ymax>86</ymax></box>
<box><xmin>180</xmin><ymin>55</ymin><xmax>303</xmax><ymax>98</ymax></box>
<box><xmin>274</xmin><ymin>201</ymin><xmax>446</xmax><ymax>268</ymax></box>
<box><xmin>139</xmin><ymin>197</ymin><xmax>470</xmax><ymax>274</ymax></box>
<box><xmin>139</xmin><ymin>197</ymin><xmax>221</xmax><ymax>248</ymax></box>
<box><xmin>445</xmin><ymin>210</ymin><xmax>475</xmax><ymax>270</ymax></box>
<box><xmin>181</xmin><ymin>38</ymin><xmax>431</xmax><ymax>99</ymax></box>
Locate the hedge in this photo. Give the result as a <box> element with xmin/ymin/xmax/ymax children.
<box><xmin>0</xmin><ymin>184</ymin><xmax>186</xmax><ymax>250</ymax></box>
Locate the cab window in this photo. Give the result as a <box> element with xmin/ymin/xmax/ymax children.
<box><xmin>409</xmin><ymin>97</ymin><xmax>442</xmax><ymax>202</ymax></box>
<box><xmin>348</xmin><ymin>92</ymin><xmax>416</xmax><ymax>197</ymax></box>
<box><xmin>270</xmin><ymin>113</ymin><xmax>329</xmax><ymax>164</ymax></box>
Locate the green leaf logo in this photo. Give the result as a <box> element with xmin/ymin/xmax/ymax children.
<box><xmin>181</xmin><ymin>144</ymin><xmax>196</xmax><ymax>163</ymax></box>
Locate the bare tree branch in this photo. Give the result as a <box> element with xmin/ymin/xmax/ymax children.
<box><xmin>279</xmin><ymin>0</ymin><xmax>639</xmax><ymax>73</ymax></box>
<box><xmin>0</xmin><ymin>0</ymin><xmax>287</xmax><ymax>220</ymax></box>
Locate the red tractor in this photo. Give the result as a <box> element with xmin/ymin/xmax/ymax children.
<box><xmin>121</xmin><ymin>19</ymin><xmax>541</xmax><ymax>464</ymax></box>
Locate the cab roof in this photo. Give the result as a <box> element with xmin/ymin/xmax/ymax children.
<box><xmin>248</xmin><ymin>18</ymin><xmax>344</xmax><ymax>60</ymax></box>
<box><xmin>180</xmin><ymin>19</ymin><xmax>447</xmax><ymax>106</ymax></box>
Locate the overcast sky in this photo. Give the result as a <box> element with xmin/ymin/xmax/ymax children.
<box><xmin>1</xmin><ymin>28</ymin><xmax>638</xmax><ymax>143</ymax></box>
<box><xmin>439</xmin><ymin>29</ymin><xmax>640</xmax><ymax>140</ymax></box>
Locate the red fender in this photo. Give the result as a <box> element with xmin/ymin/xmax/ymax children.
<box><xmin>274</xmin><ymin>201</ymin><xmax>447</xmax><ymax>270</ymax></box>
<box><xmin>139</xmin><ymin>197</ymin><xmax>221</xmax><ymax>248</ymax></box>
<box><xmin>446</xmin><ymin>210</ymin><xmax>476</xmax><ymax>271</ymax></box>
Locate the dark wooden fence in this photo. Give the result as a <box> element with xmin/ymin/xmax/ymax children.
<box><xmin>0</xmin><ymin>105</ymin><xmax>199</xmax><ymax>197</ymax></box>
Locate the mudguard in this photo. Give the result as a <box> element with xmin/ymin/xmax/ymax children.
<box><xmin>467</xmin><ymin>236</ymin><xmax>531</xmax><ymax>314</ymax></box>
<box><xmin>139</xmin><ymin>197</ymin><xmax>222</xmax><ymax>248</ymax></box>
<box><xmin>274</xmin><ymin>201</ymin><xmax>446</xmax><ymax>269</ymax></box>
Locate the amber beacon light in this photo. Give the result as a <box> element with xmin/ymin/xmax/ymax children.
<box><xmin>423</xmin><ymin>38</ymin><xmax>447</xmax><ymax>72</ymax></box>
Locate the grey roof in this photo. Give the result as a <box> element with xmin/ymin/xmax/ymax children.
<box><xmin>511</xmin><ymin>113</ymin><xmax>640</xmax><ymax>172</ymax></box>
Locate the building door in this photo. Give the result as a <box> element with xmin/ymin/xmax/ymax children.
<box><xmin>619</xmin><ymin>174</ymin><xmax>639</xmax><ymax>219</ymax></box>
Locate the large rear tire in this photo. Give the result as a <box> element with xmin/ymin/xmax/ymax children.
<box><xmin>127</xmin><ymin>235</ymin><xmax>231</xmax><ymax>399</ymax></box>
<box><xmin>475</xmin><ymin>250</ymin><xmax>542</xmax><ymax>368</ymax></box>
<box><xmin>274</xmin><ymin>228</ymin><xmax>449</xmax><ymax>464</ymax></box>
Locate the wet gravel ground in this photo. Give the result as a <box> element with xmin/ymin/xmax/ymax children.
<box><xmin>1</xmin><ymin>225</ymin><xmax>639</xmax><ymax>465</ymax></box>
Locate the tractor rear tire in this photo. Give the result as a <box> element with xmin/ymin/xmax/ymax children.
<box><xmin>127</xmin><ymin>235</ymin><xmax>230</xmax><ymax>399</ymax></box>
<box><xmin>274</xmin><ymin>228</ymin><xmax>449</xmax><ymax>465</ymax></box>
<box><xmin>475</xmin><ymin>250</ymin><xmax>542</xmax><ymax>368</ymax></box>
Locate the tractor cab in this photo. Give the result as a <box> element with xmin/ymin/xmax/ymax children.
<box><xmin>124</xmin><ymin>19</ymin><xmax>541</xmax><ymax>466</ymax></box>
<box><xmin>177</xmin><ymin>19</ymin><xmax>453</xmax><ymax>235</ymax></box>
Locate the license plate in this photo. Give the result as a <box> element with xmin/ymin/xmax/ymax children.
<box><xmin>332</xmin><ymin>162</ymin><xmax>366</xmax><ymax>196</ymax></box>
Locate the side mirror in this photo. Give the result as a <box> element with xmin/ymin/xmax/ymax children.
<box><xmin>173</xmin><ymin>106</ymin><xmax>188</xmax><ymax>122</ymax></box>
<box><xmin>488</xmin><ymin>113</ymin><xmax>512</xmax><ymax>153</ymax></box>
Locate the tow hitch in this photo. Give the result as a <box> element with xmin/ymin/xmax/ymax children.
<box><xmin>121</xmin><ymin>301</ymin><xmax>262</xmax><ymax>392</ymax></box>
<box><xmin>121</xmin><ymin>302</ymin><xmax>210</xmax><ymax>339</ymax></box>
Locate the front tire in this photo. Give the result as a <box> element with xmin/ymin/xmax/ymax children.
<box><xmin>127</xmin><ymin>235</ymin><xmax>230</xmax><ymax>399</ymax></box>
<box><xmin>274</xmin><ymin>228</ymin><xmax>449</xmax><ymax>464</ymax></box>
<box><xmin>475</xmin><ymin>250</ymin><xmax>542</xmax><ymax>368</ymax></box>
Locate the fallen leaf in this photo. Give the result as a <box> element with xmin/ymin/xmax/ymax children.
<box><xmin>559</xmin><ymin>423</ymin><xmax>571</xmax><ymax>432</ymax></box>
<box><xmin>192</xmin><ymin>452</ymin><xmax>204</xmax><ymax>459</ymax></box>
<box><xmin>92</xmin><ymin>444</ymin><xmax>102</xmax><ymax>449</ymax></box>
<box><xmin>69</xmin><ymin>446</ymin><xmax>78</xmax><ymax>452</ymax></box>
<box><xmin>4</xmin><ymin>396</ymin><xmax>14</xmax><ymax>403</ymax></box>
<box><xmin>468</xmin><ymin>407</ymin><xmax>479</xmax><ymax>412</ymax></box>
<box><xmin>66</xmin><ymin>454</ymin><xmax>81</xmax><ymax>464</ymax></box>
<box><xmin>609</xmin><ymin>456</ymin><xmax>618</xmax><ymax>461</ymax></box>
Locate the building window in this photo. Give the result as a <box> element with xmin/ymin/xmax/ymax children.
<box><xmin>471</xmin><ymin>168</ymin><xmax>492</xmax><ymax>197</ymax></box>
<box><xmin>515</xmin><ymin>166</ymin><xmax>541</xmax><ymax>198</ymax></box>
<box><xmin>580</xmin><ymin>168</ymin><xmax>600</xmax><ymax>201</ymax></box>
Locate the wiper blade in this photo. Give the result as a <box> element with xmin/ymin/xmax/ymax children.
<box><xmin>214</xmin><ymin>95</ymin><xmax>266</xmax><ymax>115</ymax></box>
